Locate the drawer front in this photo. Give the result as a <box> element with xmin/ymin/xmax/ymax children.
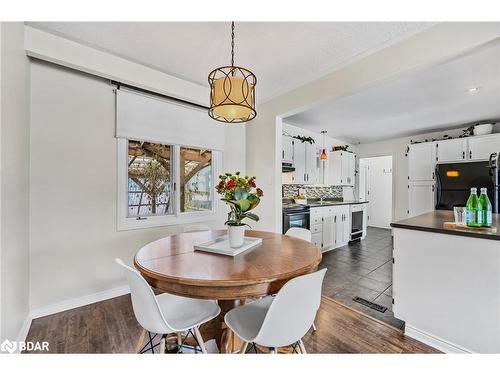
<box><xmin>311</xmin><ymin>223</ymin><xmax>322</xmax><ymax>234</ymax></box>
<box><xmin>350</xmin><ymin>204</ymin><xmax>365</xmax><ymax>212</ymax></box>
<box><xmin>310</xmin><ymin>215</ymin><xmax>323</xmax><ymax>225</ymax></box>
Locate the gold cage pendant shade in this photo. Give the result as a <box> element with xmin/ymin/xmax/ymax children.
<box><xmin>208</xmin><ymin>22</ymin><xmax>257</xmax><ymax>123</ymax></box>
<box><xmin>208</xmin><ymin>66</ymin><xmax>256</xmax><ymax>123</ymax></box>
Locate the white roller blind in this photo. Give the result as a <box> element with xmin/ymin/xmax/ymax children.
<box><xmin>116</xmin><ymin>88</ymin><xmax>225</xmax><ymax>150</ymax></box>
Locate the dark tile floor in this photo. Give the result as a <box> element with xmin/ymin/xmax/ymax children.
<box><xmin>320</xmin><ymin>227</ymin><xmax>405</xmax><ymax>329</ymax></box>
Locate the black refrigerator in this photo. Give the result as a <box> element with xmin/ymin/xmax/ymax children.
<box><xmin>435</xmin><ymin>160</ymin><xmax>499</xmax><ymax>213</ymax></box>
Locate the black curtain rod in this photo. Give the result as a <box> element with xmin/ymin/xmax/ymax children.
<box><xmin>111</xmin><ymin>80</ymin><xmax>209</xmax><ymax>111</ymax></box>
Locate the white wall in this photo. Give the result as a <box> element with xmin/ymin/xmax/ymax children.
<box><xmin>0</xmin><ymin>23</ymin><xmax>31</xmax><ymax>341</ymax></box>
<box><xmin>29</xmin><ymin>62</ymin><xmax>245</xmax><ymax>311</ymax></box>
<box><xmin>245</xmin><ymin>23</ymin><xmax>500</xmax><ymax>233</ymax></box>
<box><xmin>356</xmin><ymin>125</ymin><xmax>500</xmax><ymax>222</ymax></box>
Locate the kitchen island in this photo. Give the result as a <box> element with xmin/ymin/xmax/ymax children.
<box><xmin>391</xmin><ymin>210</ymin><xmax>500</xmax><ymax>353</ymax></box>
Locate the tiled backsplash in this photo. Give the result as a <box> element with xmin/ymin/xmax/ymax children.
<box><xmin>282</xmin><ymin>184</ymin><xmax>343</xmax><ymax>199</ymax></box>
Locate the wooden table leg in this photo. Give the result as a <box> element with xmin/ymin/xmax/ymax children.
<box><xmin>216</xmin><ymin>299</ymin><xmax>244</xmax><ymax>353</ymax></box>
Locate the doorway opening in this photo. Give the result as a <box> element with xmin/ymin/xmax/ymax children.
<box><xmin>359</xmin><ymin>156</ymin><xmax>393</xmax><ymax>228</ymax></box>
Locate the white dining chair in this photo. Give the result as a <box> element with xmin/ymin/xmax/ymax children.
<box><xmin>115</xmin><ymin>258</ymin><xmax>220</xmax><ymax>354</ymax></box>
<box><xmin>224</xmin><ymin>268</ymin><xmax>327</xmax><ymax>354</ymax></box>
<box><xmin>183</xmin><ymin>224</ymin><xmax>211</xmax><ymax>233</ymax></box>
<box><xmin>284</xmin><ymin>227</ymin><xmax>317</xmax><ymax>332</ymax></box>
<box><xmin>285</xmin><ymin>227</ymin><xmax>312</xmax><ymax>242</ymax></box>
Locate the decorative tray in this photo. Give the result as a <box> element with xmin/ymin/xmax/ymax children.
<box><xmin>194</xmin><ymin>235</ymin><xmax>262</xmax><ymax>257</ymax></box>
<box><xmin>443</xmin><ymin>222</ymin><xmax>497</xmax><ymax>233</ymax></box>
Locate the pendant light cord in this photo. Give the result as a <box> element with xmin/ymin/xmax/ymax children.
<box><xmin>231</xmin><ymin>21</ymin><xmax>235</xmax><ymax>67</ymax></box>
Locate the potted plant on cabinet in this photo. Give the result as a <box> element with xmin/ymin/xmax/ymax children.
<box><xmin>216</xmin><ymin>172</ymin><xmax>264</xmax><ymax>248</ymax></box>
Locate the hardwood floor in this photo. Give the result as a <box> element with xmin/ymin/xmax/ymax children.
<box><xmin>25</xmin><ymin>294</ymin><xmax>439</xmax><ymax>354</ymax></box>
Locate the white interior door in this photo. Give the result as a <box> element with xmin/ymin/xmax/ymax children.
<box><xmin>358</xmin><ymin>159</ymin><xmax>369</xmax><ymax>201</ymax></box>
<box><xmin>361</xmin><ymin>156</ymin><xmax>393</xmax><ymax>228</ymax></box>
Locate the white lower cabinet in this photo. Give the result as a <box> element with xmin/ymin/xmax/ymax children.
<box><xmin>310</xmin><ymin>205</ymin><xmax>351</xmax><ymax>252</ymax></box>
<box><xmin>408</xmin><ymin>181</ymin><xmax>435</xmax><ymax>218</ymax></box>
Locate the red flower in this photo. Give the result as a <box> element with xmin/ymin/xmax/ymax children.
<box><xmin>225</xmin><ymin>179</ymin><xmax>236</xmax><ymax>190</ymax></box>
<box><xmin>256</xmin><ymin>188</ymin><xmax>264</xmax><ymax>197</ymax></box>
<box><xmin>248</xmin><ymin>178</ymin><xmax>256</xmax><ymax>188</ymax></box>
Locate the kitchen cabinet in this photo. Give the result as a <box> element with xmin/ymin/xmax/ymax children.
<box><xmin>334</xmin><ymin>205</ymin><xmax>351</xmax><ymax>245</ymax></box>
<box><xmin>293</xmin><ymin>141</ymin><xmax>318</xmax><ymax>184</ymax></box>
<box><xmin>408</xmin><ymin>143</ymin><xmax>436</xmax><ymax>181</ymax></box>
<box><xmin>327</xmin><ymin>151</ymin><xmax>356</xmax><ymax>186</ymax></box>
<box><xmin>281</xmin><ymin>135</ymin><xmax>294</xmax><ymax>163</ymax></box>
<box><xmin>467</xmin><ymin>133</ymin><xmax>500</xmax><ymax>161</ymax></box>
<box><xmin>408</xmin><ymin>181</ymin><xmax>435</xmax><ymax>218</ymax></box>
<box><xmin>310</xmin><ymin>205</ymin><xmax>350</xmax><ymax>252</ymax></box>
<box><xmin>436</xmin><ymin>138</ymin><xmax>467</xmax><ymax>162</ymax></box>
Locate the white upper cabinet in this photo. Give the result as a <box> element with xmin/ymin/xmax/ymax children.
<box><xmin>292</xmin><ymin>141</ymin><xmax>318</xmax><ymax>184</ymax></box>
<box><xmin>436</xmin><ymin>138</ymin><xmax>467</xmax><ymax>163</ymax></box>
<box><xmin>408</xmin><ymin>143</ymin><xmax>436</xmax><ymax>181</ymax></box>
<box><xmin>293</xmin><ymin>140</ymin><xmax>306</xmax><ymax>184</ymax></box>
<box><xmin>282</xmin><ymin>135</ymin><xmax>294</xmax><ymax>163</ymax></box>
<box><xmin>328</xmin><ymin>151</ymin><xmax>356</xmax><ymax>186</ymax></box>
<box><xmin>305</xmin><ymin>143</ymin><xmax>318</xmax><ymax>184</ymax></box>
<box><xmin>467</xmin><ymin>134</ymin><xmax>500</xmax><ymax>161</ymax></box>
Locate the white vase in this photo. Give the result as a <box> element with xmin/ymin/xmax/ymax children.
<box><xmin>228</xmin><ymin>225</ymin><xmax>245</xmax><ymax>248</ymax></box>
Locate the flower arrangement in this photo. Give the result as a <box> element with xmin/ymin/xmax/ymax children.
<box><xmin>216</xmin><ymin>172</ymin><xmax>263</xmax><ymax>227</ymax></box>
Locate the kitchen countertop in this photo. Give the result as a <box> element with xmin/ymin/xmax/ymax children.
<box><xmin>391</xmin><ymin>210</ymin><xmax>500</xmax><ymax>241</ymax></box>
<box><xmin>307</xmin><ymin>200</ymin><xmax>368</xmax><ymax>208</ymax></box>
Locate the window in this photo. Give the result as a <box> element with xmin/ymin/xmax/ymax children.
<box><xmin>117</xmin><ymin>139</ymin><xmax>221</xmax><ymax>230</ymax></box>
<box><xmin>127</xmin><ymin>140</ymin><xmax>173</xmax><ymax>218</ymax></box>
<box><xmin>180</xmin><ymin>147</ymin><xmax>212</xmax><ymax>213</ymax></box>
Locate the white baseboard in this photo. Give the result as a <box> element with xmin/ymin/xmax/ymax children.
<box><xmin>15</xmin><ymin>315</ymin><xmax>33</xmax><ymax>348</ymax></box>
<box><xmin>30</xmin><ymin>284</ymin><xmax>130</xmax><ymax>320</ymax></box>
<box><xmin>405</xmin><ymin>324</ymin><xmax>473</xmax><ymax>353</ymax></box>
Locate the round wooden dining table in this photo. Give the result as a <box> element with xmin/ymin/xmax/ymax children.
<box><xmin>134</xmin><ymin>229</ymin><xmax>322</xmax><ymax>353</ymax></box>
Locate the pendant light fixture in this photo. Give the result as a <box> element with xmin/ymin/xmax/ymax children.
<box><xmin>320</xmin><ymin>130</ymin><xmax>328</xmax><ymax>160</ymax></box>
<box><xmin>208</xmin><ymin>22</ymin><xmax>257</xmax><ymax>123</ymax></box>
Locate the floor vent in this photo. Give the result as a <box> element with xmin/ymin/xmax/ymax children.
<box><xmin>352</xmin><ymin>296</ymin><xmax>387</xmax><ymax>313</ymax></box>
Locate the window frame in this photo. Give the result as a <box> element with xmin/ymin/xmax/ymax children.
<box><xmin>117</xmin><ymin>138</ymin><xmax>221</xmax><ymax>231</ymax></box>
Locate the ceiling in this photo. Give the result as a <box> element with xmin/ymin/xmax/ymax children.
<box><xmin>285</xmin><ymin>41</ymin><xmax>500</xmax><ymax>144</ymax></box>
<box><xmin>27</xmin><ymin>22</ymin><xmax>434</xmax><ymax>103</ymax></box>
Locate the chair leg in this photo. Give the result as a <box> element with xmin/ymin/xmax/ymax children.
<box><xmin>135</xmin><ymin>329</ymin><xmax>147</xmax><ymax>353</ymax></box>
<box><xmin>193</xmin><ymin>326</ymin><xmax>207</xmax><ymax>354</ymax></box>
<box><xmin>159</xmin><ymin>336</ymin><xmax>166</xmax><ymax>354</ymax></box>
<box><xmin>298</xmin><ymin>340</ymin><xmax>307</xmax><ymax>354</ymax></box>
<box><xmin>177</xmin><ymin>332</ymin><xmax>183</xmax><ymax>353</ymax></box>
<box><xmin>239</xmin><ymin>341</ymin><xmax>248</xmax><ymax>354</ymax></box>
<box><xmin>312</xmin><ymin>322</ymin><xmax>317</xmax><ymax>331</ymax></box>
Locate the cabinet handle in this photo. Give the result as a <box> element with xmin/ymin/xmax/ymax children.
<box><xmin>282</xmin><ymin>150</ymin><xmax>284</xmax><ymax>158</ymax></box>
<box><xmin>469</xmin><ymin>150</ymin><xmax>472</xmax><ymax>159</ymax></box>
<box><xmin>462</xmin><ymin>151</ymin><xmax>465</xmax><ymax>159</ymax></box>
<box><xmin>432</xmin><ymin>185</ymin><xmax>435</xmax><ymax>192</ymax></box>
<box><xmin>432</xmin><ymin>172</ymin><xmax>434</xmax><ymax>180</ymax></box>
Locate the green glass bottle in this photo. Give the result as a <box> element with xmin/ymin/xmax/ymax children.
<box><xmin>466</xmin><ymin>188</ymin><xmax>482</xmax><ymax>227</ymax></box>
<box><xmin>479</xmin><ymin>188</ymin><xmax>492</xmax><ymax>227</ymax></box>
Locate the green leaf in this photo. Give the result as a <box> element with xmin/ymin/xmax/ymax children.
<box><xmin>247</xmin><ymin>194</ymin><xmax>260</xmax><ymax>210</ymax></box>
<box><xmin>243</xmin><ymin>212</ymin><xmax>259</xmax><ymax>222</ymax></box>
<box><xmin>233</xmin><ymin>186</ymin><xmax>248</xmax><ymax>200</ymax></box>
<box><xmin>236</xmin><ymin>199</ymin><xmax>251</xmax><ymax>212</ymax></box>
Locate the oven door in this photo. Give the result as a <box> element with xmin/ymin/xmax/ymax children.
<box><xmin>282</xmin><ymin>211</ymin><xmax>310</xmax><ymax>234</ymax></box>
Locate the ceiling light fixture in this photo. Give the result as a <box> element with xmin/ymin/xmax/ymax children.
<box><xmin>467</xmin><ymin>86</ymin><xmax>481</xmax><ymax>93</ymax></box>
<box><xmin>208</xmin><ymin>22</ymin><xmax>257</xmax><ymax>123</ymax></box>
<box><xmin>320</xmin><ymin>130</ymin><xmax>328</xmax><ymax>161</ymax></box>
